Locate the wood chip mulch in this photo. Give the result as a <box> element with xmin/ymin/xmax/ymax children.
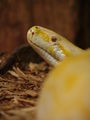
<box><xmin>0</xmin><ymin>46</ymin><xmax>52</xmax><ymax>120</ymax></box>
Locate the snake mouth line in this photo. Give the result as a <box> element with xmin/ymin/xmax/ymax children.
<box><xmin>29</xmin><ymin>41</ymin><xmax>59</xmax><ymax>66</ymax></box>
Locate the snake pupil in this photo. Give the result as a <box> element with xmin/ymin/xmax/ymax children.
<box><xmin>35</xmin><ymin>26</ymin><xmax>38</xmax><ymax>29</ymax></box>
<box><xmin>51</xmin><ymin>36</ymin><xmax>57</xmax><ymax>42</ymax></box>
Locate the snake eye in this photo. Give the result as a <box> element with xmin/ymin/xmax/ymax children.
<box><xmin>51</xmin><ymin>36</ymin><xmax>57</xmax><ymax>42</ymax></box>
<box><xmin>35</xmin><ymin>26</ymin><xmax>38</xmax><ymax>29</ymax></box>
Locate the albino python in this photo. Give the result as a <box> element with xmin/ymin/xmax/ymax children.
<box><xmin>27</xmin><ymin>26</ymin><xmax>90</xmax><ymax>120</ymax></box>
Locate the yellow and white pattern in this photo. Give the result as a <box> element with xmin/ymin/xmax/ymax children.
<box><xmin>37</xmin><ymin>50</ymin><xmax>90</xmax><ymax>120</ymax></box>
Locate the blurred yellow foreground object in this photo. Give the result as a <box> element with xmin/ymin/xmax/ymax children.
<box><xmin>37</xmin><ymin>50</ymin><xmax>90</xmax><ymax>120</ymax></box>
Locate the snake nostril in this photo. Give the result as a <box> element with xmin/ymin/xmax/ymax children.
<box><xmin>31</xmin><ymin>30</ymin><xmax>35</xmax><ymax>35</ymax></box>
<box><xmin>51</xmin><ymin>36</ymin><xmax>57</xmax><ymax>42</ymax></box>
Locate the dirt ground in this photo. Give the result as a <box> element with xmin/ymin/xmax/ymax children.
<box><xmin>0</xmin><ymin>45</ymin><xmax>51</xmax><ymax>120</ymax></box>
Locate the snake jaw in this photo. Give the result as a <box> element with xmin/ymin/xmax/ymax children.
<box><xmin>29</xmin><ymin>41</ymin><xmax>59</xmax><ymax>66</ymax></box>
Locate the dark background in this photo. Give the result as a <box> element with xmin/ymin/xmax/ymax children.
<box><xmin>0</xmin><ymin>0</ymin><xmax>90</xmax><ymax>52</ymax></box>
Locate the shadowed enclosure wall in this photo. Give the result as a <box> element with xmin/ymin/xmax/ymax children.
<box><xmin>0</xmin><ymin>0</ymin><xmax>90</xmax><ymax>52</ymax></box>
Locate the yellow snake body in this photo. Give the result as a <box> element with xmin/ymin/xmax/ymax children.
<box><xmin>27</xmin><ymin>26</ymin><xmax>90</xmax><ymax>120</ymax></box>
<box><xmin>37</xmin><ymin>50</ymin><xmax>90</xmax><ymax>120</ymax></box>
